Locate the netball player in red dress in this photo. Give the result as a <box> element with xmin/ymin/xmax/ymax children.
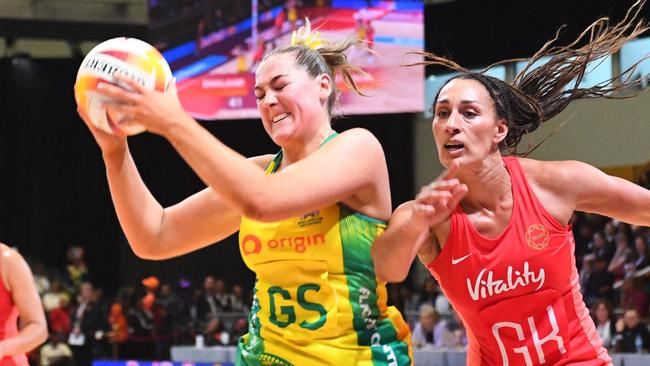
<box><xmin>0</xmin><ymin>244</ymin><xmax>47</xmax><ymax>366</ymax></box>
<box><xmin>373</xmin><ymin>1</ymin><xmax>650</xmax><ymax>365</ymax></box>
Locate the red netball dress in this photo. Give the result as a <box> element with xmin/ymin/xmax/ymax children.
<box><xmin>0</xmin><ymin>259</ymin><xmax>29</xmax><ymax>366</ymax></box>
<box><xmin>427</xmin><ymin>157</ymin><xmax>611</xmax><ymax>366</ymax></box>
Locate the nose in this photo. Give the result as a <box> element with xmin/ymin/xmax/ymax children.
<box><xmin>444</xmin><ymin>110</ymin><xmax>461</xmax><ymax>134</ymax></box>
<box><xmin>262</xmin><ymin>91</ymin><xmax>278</xmax><ymax>108</ymax></box>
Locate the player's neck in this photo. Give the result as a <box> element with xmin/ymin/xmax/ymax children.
<box><xmin>280</xmin><ymin>123</ymin><xmax>333</xmax><ymax>168</ymax></box>
<box><xmin>459</xmin><ymin>155</ymin><xmax>511</xmax><ymax>213</ymax></box>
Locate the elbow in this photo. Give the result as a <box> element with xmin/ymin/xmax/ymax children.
<box><xmin>39</xmin><ymin>328</ymin><xmax>48</xmax><ymax>346</ymax></box>
<box><xmin>372</xmin><ymin>247</ymin><xmax>409</xmax><ymax>283</ymax></box>
<box><xmin>375</xmin><ymin>265</ymin><xmax>409</xmax><ymax>283</ymax></box>
<box><xmin>36</xmin><ymin>321</ymin><xmax>48</xmax><ymax>347</ymax></box>
<box><xmin>130</xmin><ymin>242</ymin><xmax>168</xmax><ymax>261</ymax></box>
<box><xmin>240</xmin><ymin>196</ymin><xmax>279</xmax><ymax>222</ymax></box>
<box><xmin>384</xmin><ymin>268</ymin><xmax>410</xmax><ymax>283</ymax></box>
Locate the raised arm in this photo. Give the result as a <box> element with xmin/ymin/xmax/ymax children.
<box><xmin>162</xmin><ymin>125</ymin><xmax>388</xmax><ymax>221</ymax></box>
<box><xmin>0</xmin><ymin>246</ymin><xmax>47</xmax><ymax>358</ymax></box>
<box><xmin>537</xmin><ymin>160</ymin><xmax>650</xmax><ymax>226</ymax></box>
<box><xmin>372</xmin><ymin>201</ymin><xmax>434</xmax><ymax>282</ymax></box>
<box><xmin>97</xmin><ymin>77</ymin><xmax>390</xmax><ymax>222</ymax></box>
<box><xmin>78</xmin><ymin>102</ymin><xmax>274</xmax><ymax>260</ymax></box>
<box><xmin>372</xmin><ymin>164</ymin><xmax>467</xmax><ymax>282</ymax></box>
<box><xmin>104</xmin><ymin>149</ymin><xmax>273</xmax><ymax>260</ymax></box>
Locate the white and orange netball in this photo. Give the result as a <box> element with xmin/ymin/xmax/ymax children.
<box><xmin>74</xmin><ymin>37</ymin><xmax>173</xmax><ymax>136</ymax></box>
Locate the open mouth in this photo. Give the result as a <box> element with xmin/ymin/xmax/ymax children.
<box><xmin>444</xmin><ymin>143</ymin><xmax>464</xmax><ymax>151</ymax></box>
<box><xmin>272</xmin><ymin>112</ymin><xmax>290</xmax><ymax>123</ymax></box>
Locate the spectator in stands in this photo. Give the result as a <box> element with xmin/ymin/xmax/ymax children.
<box><xmin>608</xmin><ymin>233</ymin><xmax>633</xmax><ymax>279</ymax></box>
<box><xmin>194</xmin><ymin>275</ymin><xmax>221</xmax><ymax>328</ymax></box>
<box><xmin>125</xmin><ymin>294</ymin><xmax>155</xmax><ymax>360</ymax></box>
<box><xmin>396</xmin><ymin>285</ymin><xmax>419</xmax><ymax>317</ymax></box>
<box><xmin>411</xmin><ymin>304</ymin><xmax>448</xmax><ymax>349</ymax></box>
<box><xmin>417</xmin><ymin>278</ymin><xmax>439</xmax><ymax>307</ymax></box>
<box><xmin>31</xmin><ymin>261</ymin><xmax>50</xmax><ymax>296</ymax></box>
<box><xmin>157</xmin><ymin>283</ymin><xmax>186</xmax><ymax>327</ymax></box>
<box><xmin>141</xmin><ymin>276</ymin><xmax>160</xmax><ymax>312</ymax></box>
<box><xmin>213</xmin><ymin>278</ymin><xmax>231</xmax><ymax>311</ymax></box>
<box><xmin>615</xmin><ymin>308</ymin><xmax>650</xmax><ymax>353</ymax></box>
<box><xmin>232</xmin><ymin>316</ymin><xmax>248</xmax><ymax>339</ymax></box>
<box><xmin>48</xmin><ymin>297</ymin><xmax>72</xmax><ymax>336</ymax></box>
<box><xmin>573</xmin><ymin>218</ymin><xmax>593</xmax><ymax>268</ymax></box>
<box><xmin>434</xmin><ymin>292</ymin><xmax>452</xmax><ymax>317</ymax></box>
<box><xmin>631</xmin><ymin>236</ymin><xmax>650</xmax><ymax>271</ymax></box>
<box><xmin>579</xmin><ymin>254</ymin><xmax>595</xmax><ymax>294</ymax></box>
<box><xmin>444</xmin><ymin>311</ymin><xmax>468</xmax><ymax>348</ymax></box>
<box><xmin>592</xmin><ymin>299</ymin><xmax>617</xmax><ymax>350</ymax></box>
<box><xmin>65</xmin><ymin>246</ymin><xmax>89</xmax><ymax>291</ymax></box>
<box><xmin>107</xmin><ymin>303</ymin><xmax>128</xmax><ymax>359</ymax></box>
<box><xmin>228</xmin><ymin>284</ymin><xmax>249</xmax><ymax>313</ymax></box>
<box><xmin>621</xmin><ymin>277</ymin><xmax>649</xmax><ymax>318</ymax></box>
<box><xmin>42</xmin><ymin>279</ymin><xmax>70</xmax><ymax>313</ymax></box>
<box><xmin>585</xmin><ymin>257</ymin><xmax>615</xmax><ymax>307</ymax></box>
<box><xmin>68</xmin><ymin>282</ymin><xmax>106</xmax><ymax>366</ymax></box>
<box><xmin>40</xmin><ymin>332</ymin><xmax>73</xmax><ymax>366</ymax></box>
<box><xmin>592</xmin><ymin>231</ymin><xmax>616</xmax><ymax>264</ymax></box>
<box><xmin>604</xmin><ymin>221</ymin><xmax>617</xmax><ymax>245</ymax></box>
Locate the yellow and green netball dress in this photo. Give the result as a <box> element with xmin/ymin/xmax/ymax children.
<box><xmin>236</xmin><ymin>138</ymin><xmax>412</xmax><ymax>366</ymax></box>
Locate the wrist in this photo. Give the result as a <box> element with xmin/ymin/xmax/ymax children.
<box><xmin>102</xmin><ymin>144</ymin><xmax>129</xmax><ymax>171</ymax></box>
<box><xmin>161</xmin><ymin>113</ymin><xmax>198</xmax><ymax>141</ymax></box>
<box><xmin>407</xmin><ymin>213</ymin><xmax>432</xmax><ymax>236</ymax></box>
<box><xmin>101</xmin><ymin>141</ymin><xmax>127</xmax><ymax>161</ymax></box>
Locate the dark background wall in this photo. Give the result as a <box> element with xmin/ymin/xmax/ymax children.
<box><xmin>0</xmin><ymin>58</ymin><xmax>415</xmax><ymax>294</ymax></box>
<box><xmin>424</xmin><ymin>0</ymin><xmax>650</xmax><ymax>74</ymax></box>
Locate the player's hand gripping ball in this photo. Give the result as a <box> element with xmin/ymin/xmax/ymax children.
<box><xmin>74</xmin><ymin>37</ymin><xmax>173</xmax><ymax>136</ymax></box>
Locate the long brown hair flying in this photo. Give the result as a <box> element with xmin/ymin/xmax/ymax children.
<box><xmin>414</xmin><ymin>0</ymin><xmax>649</xmax><ymax>155</ymax></box>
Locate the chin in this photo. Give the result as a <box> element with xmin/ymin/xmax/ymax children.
<box><xmin>270</xmin><ymin>130</ymin><xmax>295</xmax><ymax>146</ymax></box>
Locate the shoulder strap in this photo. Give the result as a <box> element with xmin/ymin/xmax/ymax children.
<box><xmin>264</xmin><ymin>131</ymin><xmax>339</xmax><ymax>175</ymax></box>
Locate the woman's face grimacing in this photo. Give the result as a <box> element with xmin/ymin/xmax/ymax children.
<box><xmin>254</xmin><ymin>52</ymin><xmax>331</xmax><ymax>146</ymax></box>
<box><xmin>432</xmin><ymin>78</ymin><xmax>508</xmax><ymax>167</ymax></box>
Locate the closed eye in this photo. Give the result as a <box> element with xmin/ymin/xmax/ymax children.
<box><xmin>272</xmin><ymin>83</ymin><xmax>287</xmax><ymax>92</ymax></box>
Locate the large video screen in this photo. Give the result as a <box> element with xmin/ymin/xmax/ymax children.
<box><xmin>150</xmin><ymin>0</ymin><xmax>424</xmax><ymax>120</ymax></box>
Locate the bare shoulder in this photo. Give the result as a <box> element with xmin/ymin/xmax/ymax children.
<box><xmin>0</xmin><ymin>243</ymin><xmax>29</xmax><ymax>291</ymax></box>
<box><xmin>0</xmin><ymin>243</ymin><xmax>18</xmax><ymax>266</ymax></box>
<box><xmin>518</xmin><ymin>157</ymin><xmax>594</xmax><ymax>191</ymax></box>
<box><xmin>333</xmin><ymin>128</ymin><xmax>384</xmax><ymax>152</ymax></box>
<box><xmin>518</xmin><ymin>158</ymin><xmax>602</xmax><ymax>222</ymax></box>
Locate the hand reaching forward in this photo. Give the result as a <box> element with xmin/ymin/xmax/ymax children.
<box><xmin>412</xmin><ymin>161</ymin><xmax>468</xmax><ymax>230</ymax></box>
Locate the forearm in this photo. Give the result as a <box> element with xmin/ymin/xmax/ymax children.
<box><xmin>164</xmin><ymin>118</ymin><xmax>269</xmax><ymax>218</ymax></box>
<box><xmin>372</xmin><ymin>220</ymin><xmax>429</xmax><ymax>282</ymax></box>
<box><xmin>104</xmin><ymin>147</ymin><xmax>166</xmax><ymax>259</ymax></box>
<box><xmin>0</xmin><ymin>322</ymin><xmax>47</xmax><ymax>357</ymax></box>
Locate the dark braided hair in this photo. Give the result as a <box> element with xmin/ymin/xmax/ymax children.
<box><xmin>417</xmin><ymin>0</ymin><xmax>649</xmax><ymax>156</ymax></box>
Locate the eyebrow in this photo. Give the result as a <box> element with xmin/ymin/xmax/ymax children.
<box><xmin>254</xmin><ymin>74</ymin><xmax>288</xmax><ymax>91</ymax></box>
<box><xmin>436</xmin><ymin>99</ymin><xmax>481</xmax><ymax>105</ymax></box>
